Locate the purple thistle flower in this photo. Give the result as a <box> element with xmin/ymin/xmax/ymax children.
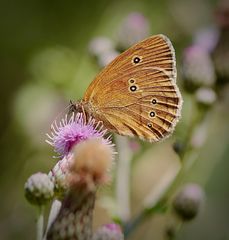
<box><xmin>194</xmin><ymin>27</ymin><xmax>219</xmax><ymax>53</ymax></box>
<box><xmin>46</xmin><ymin>112</ymin><xmax>112</xmax><ymax>157</ymax></box>
<box><xmin>104</xmin><ymin>223</ymin><xmax>122</xmax><ymax>232</ymax></box>
<box><xmin>117</xmin><ymin>12</ymin><xmax>150</xmax><ymax>50</ymax></box>
<box><xmin>182</xmin><ymin>45</ymin><xmax>216</xmax><ymax>91</ymax></box>
<box><xmin>93</xmin><ymin>223</ymin><xmax>124</xmax><ymax>240</ymax></box>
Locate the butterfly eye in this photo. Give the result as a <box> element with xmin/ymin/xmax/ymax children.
<box><xmin>132</xmin><ymin>56</ymin><xmax>142</xmax><ymax>64</ymax></box>
<box><xmin>152</xmin><ymin>99</ymin><xmax>157</xmax><ymax>104</ymax></box>
<box><xmin>149</xmin><ymin>111</ymin><xmax>156</xmax><ymax>117</ymax></box>
<box><xmin>130</xmin><ymin>85</ymin><xmax>137</xmax><ymax>92</ymax></box>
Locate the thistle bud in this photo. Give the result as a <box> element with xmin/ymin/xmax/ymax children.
<box><xmin>89</xmin><ymin>37</ymin><xmax>115</xmax><ymax>58</ymax></box>
<box><xmin>25</xmin><ymin>172</ymin><xmax>54</xmax><ymax>206</ymax></box>
<box><xmin>172</xmin><ymin>183</ymin><xmax>205</xmax><ymax>221</ymax></box>
<box><xmin>195</xmin><ymin>87</ymin><xmax>217</xmax><ymax>107</ymax></box>
<box><xmin>172</xmin><ymin>141</ymin><xmax>185</xmax><ymax>156</ymax></box>
<box><xmin>48</xmin><ymin>156</ymin><xmax>72</xmax><ymax>198</ymax></box>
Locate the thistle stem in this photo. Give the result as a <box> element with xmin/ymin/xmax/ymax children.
<box><xmin>123</xmin><ymin>210</ymin><xmax>146</xmax><ymax>237</ymax></box>
<box><xmin>37</xmin><ymin>206</ymin><xmax>44</xmax><ymax>240</ymax></box>
<box><xmin>124</xmin><ymin>202</ymin><xmax>167</xmax><ymax>238</ymax></box>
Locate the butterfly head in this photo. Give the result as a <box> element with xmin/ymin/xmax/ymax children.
<box><xmin>68</xmin><ymin>100</ymin><xmax>78</xmax><ymax>114</ymax></box>
<box><xmin>68</xmin><ymin>100</ymin><xmax>90</xmax><ymax>123</ymax></box>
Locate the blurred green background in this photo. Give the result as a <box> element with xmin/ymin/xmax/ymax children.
<box><xmin>0</xmin><ymin>0</ymin><xmax>228</xmax><ymax>239</ymax></box>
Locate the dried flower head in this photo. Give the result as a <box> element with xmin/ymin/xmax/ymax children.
<box><xmin>25</xmin><ymin>172</ymin><xmax>54</xmax><ymax>206</ymax></box>
<box><xmin>46</xmin><ymin>112</ymin><xmax>112</xmax><ymax>157</ymax></box>
<box><xmin>68</xmin><ymin>138</ymin><xmax>115</xmax><ymax>189</ymax></box>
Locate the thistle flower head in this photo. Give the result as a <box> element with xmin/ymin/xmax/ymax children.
<box><xmin>46</xmin><ymin>112</ymin><xmax>112</xmax><ymax>158</ymax></box>
<box><xmin>47</xmin><ymin>138</ymin><xmax>115</xmax><ymax>239</ymax></box>
<box><xmin>194</xmin><ymin>27</ymin><xmax>219</xmax><ymax>53</ymax></box>
<box><xmin>182</xmin><ymin>45</ymin><xmax>216</xmax><ymax>92</ymax></box>
<box><xmin>68</xmin><ymin>138</ymin><xmax>115</xmax><ymax>190</ymax></box>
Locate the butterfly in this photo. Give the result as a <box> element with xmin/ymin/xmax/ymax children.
<box><xmin>71</xmin><ymin>34</ymin><xmax>182</xmax><ymax>142</ymax></box>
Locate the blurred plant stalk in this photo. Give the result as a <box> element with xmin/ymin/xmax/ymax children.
<box><xmin>115</xmin><ymin>135</ymin><xmax>133</xmax><ymax>222</ymax></box>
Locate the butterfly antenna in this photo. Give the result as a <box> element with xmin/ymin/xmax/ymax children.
<box><xmin>49</xmin><ymin>100</ymin><xmax>76</xmax><ymax>128</ymax></box>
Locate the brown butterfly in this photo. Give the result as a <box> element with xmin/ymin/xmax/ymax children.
<box><xmin>71</xmin><ymin>34</ymin><xmax>182</xmax><ymax>142</ymax></box>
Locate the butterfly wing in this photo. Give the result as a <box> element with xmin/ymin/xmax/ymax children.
<box><xmin>83</xmin><ymin>34</ymin><xmax>182</xmax><ymax>142</ymax></box>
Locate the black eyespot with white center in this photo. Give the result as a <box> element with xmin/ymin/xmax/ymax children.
<box><xmin>150</xmin><ymin>111</ymin><xmax>156</xmax><ymax>117</ymax></box>
<box><xmin>132</xmin><ymin>56</ymin><xmax>142</xmax><ymax>64</ymax></box>
<box><xmin>134</xmin><ymin>57</ymin><xmax>140</xmax><ymax>63</ymax></box>
<box><xmin>152</xmin><ymin>99</ymin><xmax>157</xmax><ymax>104</ymax></box>
<box><xmin>130</xmin><ymin>85</ymin><xmax>137</xmax><ymax>92</ymax></box>
<box><xmin>147</xmin><ymin>123</ymin><xmax>152</xmax><ymax>128</ymax></box>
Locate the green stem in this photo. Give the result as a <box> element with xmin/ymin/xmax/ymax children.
<box><xmin>124</xmin><ymin>210</ymin><xmax>146</xmax><ymax>237</ymax></box>
<box><xmin>37</xmin><ymin>206</ymin><xmax>44</xmax><ymax>240</ymax></box>
<box><xmin>179</xmin><ymin>99</ymin><xmax>206</xmax><ymax>159</ymax></box>
<box><xmin>124</xmin><ymin>203</ymin><xmax>167</xmax><ymax>238</ymax></box>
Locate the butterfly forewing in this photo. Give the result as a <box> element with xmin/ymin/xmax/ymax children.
<box><xmin>83</xmin><ymin>34</ymin><xmax>182</xmax><ymax>142</ymax></box>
